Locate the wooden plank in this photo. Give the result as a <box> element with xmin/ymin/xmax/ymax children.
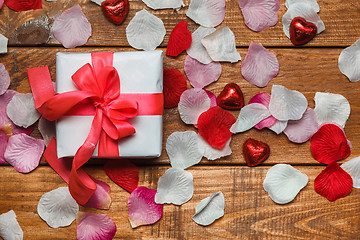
<box><xmin>0</xmin><ymin>0</ymin><xmax>359</xmax><ymax>47</ymax></box>
<box><xmin>0</xmin><ymin>166</ymin><xmax>359</xmax><ymax>239</ymax></box>
<box><xmin>2</xmin><ymin>47</ymin><xmax>359</xmax><ymax>166</ymax></box>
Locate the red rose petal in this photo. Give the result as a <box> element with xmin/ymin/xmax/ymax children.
<box><xmin>4</xmin><ymin>0</ymin><xmax>41</xmax><ymax>11</ymax></box>
<box><xmin>104</xmin><ymin>159</ymin><xmax>139</xmax><ymax>193</ymax></box>
<box><xmin>166</xmin><ymin>20</ymin><xmax>192</xmax><ymax>57</ymax></box>
<box><xmin>197</xmin><ymin>106</ymin><xmax>236</xmax><ymax>149</ymax></box>
<box><xmin>314</xmin><ymin>162</ymin><xmax>353</xmax><ymax>201</ymax></box>
<box><xmin>310</xmin><ymin>123</ymin><xmax>351</xmax><ymax>164</ymax></box>
<box><xmin>163</xmin><ymin>68</ymin><xmax>187</xmax><ymax>108</ymax></box>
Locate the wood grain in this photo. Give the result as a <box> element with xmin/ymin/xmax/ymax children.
<box><xmin>0</xmin><ymin>0</ymin><xmax>359</xmax><ymax>47</ymax></box>
<box><xmin>0</xmin><ymin>166</ymin><xmax>359</xmax><ymax>240</ymax></box>
<box><xmin>2</xmin><ymin>47</ymin><xmax>360</xmax><ymax>166</ymax></box>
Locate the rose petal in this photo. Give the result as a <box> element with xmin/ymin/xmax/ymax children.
<box><xmin>186</xmin><ymin>0</ymin><xmax>225</xmax><ymax>28</ymax></box>
<box><xmin>184</xmin><ymin>55</ymin><xmax>222</xmax><ymax>88</ymax></box>
<box><xmin>204</xmin><ymin>90</ymin><xmax>217</xmax><ymax>107</ymax></box>
<box><xmin>285</xmin><ymin>0</ymin><xmax>320</xmax><ymax>12</ymax></box>
<box><xmin>126</xmin><ymin>9</ymin><xmax>166</xmax><ymax>51</ymax></box>
<box><xmin>0</xmin><ymin>64</ymin><xmax>10</xmax><ymax>95</ymax></box>
<box><xmin>163</xmin><ymin>68</ymin><xmax>187</xmax><ymax>108</ymax></box>
<box><xmin>192</xmin><ymin>191</ymin><xmax>225</xmax><ymax>226</ymax></box>
<box><xmin>0</xmin><ymin>210</ymin><xmax>23</xmax><ymax>240</ymax></box>
<box><xmin>104</xmin><ymin>159</ymin><xmax>139</xmax><ymax>193</ymax></box>
<box><xmin>263</xmin><ymin>164</ymin><xmax>308</xmax><ymax>204</ymax></box>
<box><xmin>269</xmin><ymin>85</ymin><xmax>308</xmax><ymax>121</ymax></box>
<box><xmin>268</xmin><ymin>120</ymin><xmax>288</xmax><ymax>134</ymax></box>
<box><xmin>341</xmin><ymin>156</ymin><xmax>360</xmax><ymax>188</ymax></box>
<box><xmin>37</xmin><ymin>187</ymin><xmax>79</xmax><ymax>228</ymax></box>
<box><xmin>248</xmin><ymin>93</ymin><xmax>277</xmax><ymax>129</ymax></box>
<box><xmin>338</xmin><ymin>39</ymin><xmax>360</xmax><ymax>82</ymax></box>
<box><xmin>166</xmin><ymin>21</ymin><xmax>191</xmax><ymax>57</ymax></box>
<box><xmin>38</xmin><ymin>116</ymin><xmax>55</xmax><ymax>146</ymax></box>
<box><xmin>198</xmin><ymin>135</ymin><xmax>231</xmax><ymax>160</ymax></box>
<box><xmin>142</xmin><ymin>0</ymin><xmax>184</xmax><ymax>10</ymax></box>
<box><xmin>128</xmin><ymin>186</ymin><xmax>163</xmax><ymax>228</ymax></box>
<box><xmin>198</xmin><ymin>106</ymin><xmax>236</xmax><ymax>149</ymax></box>
<box><xmin>186</xmin><ymin>26</ymin><xmax>216</xmax><ymax>64</ymax></box>
<box><xmin>239</xmin><ymin>0</ymin><xmax>280</xmax><ymax>32</ymax></box>
<box><xmin>310</xmin><ymin>123</ymin><xmax>351</xmax><ymax>164</ymax></box>
<box><xmin>178</xmin><ymin>88</ymin><xmax>211</xmax><ymax>124</ymax></box>
<box><xmin>314</xmin><ymin>92</ymin><xmax>350</xmax><ymax>128</ymax></box>
<box><xmin>166</xmin><ymin>131</ymin><xmax>204</xmax><ymax>169</ymax></box>
<box><xmin>0</xmin><ymin>0</ymin><xmax>3</xmax><ymax>9</ymax></box>
<box><xmin>0</xmin><ymin>90</ymin><xmax>33</xmax><ymax>135</ymax></box>
<box><xmin>83</xmin><ymin>177</ymin><xmax>111</xmax><ymax>210</ymax></box>
<box><xmin>52</xmin><ymin>5</ymin><xmax>91</xmax><ymax>49</ymax></box>
<box><xmin>282</xmin><ymin>2</ymin><xmax>325</xmax><ymax>39</ymax></box>
<box><xmin>4</xmin><ymin>0</ymin><xmax>41</xmax><ymax>11</ymax></box>
<box><xmin>155</xmin><ymin>168</ymin><xmax>194</xmax><ymax>205</ymax></box>
<box><xmin>6</xmin><ymin>93</ymin><xmax>40</xmax><ymax>129</ymax></box>
<box><xmin>4</xmin><ymin>133</ymin><xmax>44</xmax><ymax>173</ymax></box>
<box><xmin>283</xmin><ymin>107</ymin><xmax>319</xmax><ymax>143</ymax></box>
<box><xmin>201</xmin><ymin>26</ymin><xmax>241</xmax><ymax>63</ymax></box>
<box><xmin>77</xmin><ymin>212</ymin><xmax>116</xmax><ymax>240</ymax></box>
<box><xmin>0</xmin><ymin>34</ymin><xmax>7</xmax><ymax>54</ymax></box>
<box><xmin>314</xmin><ymin>162</ymin><xmax>353</xmax><ymax>201</ymax></box>
<box><xmin>241</xmin><ymin>42</ymin><xmax>279</xmax><ymax>87</ymax></box>
<box><xmin>230</xmin><ymin>103</ymin><xmax>271</xmax><ymax>133</ymax></box>
<box><xmin>0</xmin><ymin>134</ymin><xmax>6</xmax><ymax>164</ymax></box>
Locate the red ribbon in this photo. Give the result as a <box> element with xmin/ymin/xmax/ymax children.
<box><xmin>28</xmin><ymin>52</ymin><xmax>163</xmax><ymax>205</ymax></box>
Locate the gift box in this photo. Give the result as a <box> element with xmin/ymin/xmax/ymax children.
<box><xmin>55</xmin><ymin>51</ymin><xmax>163</xmax><ymax>159</ymax></box>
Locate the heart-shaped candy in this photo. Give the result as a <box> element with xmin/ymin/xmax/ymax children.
<box><xmin>243</xmin><ymin>138</ymin><xmax>270</xmax><ymax>167</ymax></box>
<box><xmin>216</xmin><ymin>83</ymin><xmax>244</xmax><ymax>110</ymax></box>
<box><xmin>101</xmin><ymin>0</ymin><xmax>129</xmax><ymax>25</ymax></box>
<box><xmin>289</xmin><ymin>17</ymin><xmax>317</xmax><ymax>46</ymax></box>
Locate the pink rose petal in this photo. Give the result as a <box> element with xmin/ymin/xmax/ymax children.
<box><xmin>178</xmin><ymin>88</ymin><xmax>211</xmax><ymax>124</ymax></box>
<box><xmin>4</xmin><ymin>133</ymin><xmax>44</xmax><ymax>173</ymax></box>
<box><xmin>239</xmin><ymin>0</ymin><xmax>280</xmax><ymax>32</ymax></box>
<box><xmin>83</xmin><ymin>177</ymin><xmax>111</xmax><ymax>210</ymax></box>
<box><xmin>248</xmin><ymin>93</ymin><xmax>277</xmax><ymax>129</ymax></box>
<box><xmin>6</xmin><ymin>93</ymin><xmax>40</xmax><ymax>128</ymax></box>
<box><xmin>0</xmin><ymin>0</ymin><xmax>3</xmax><ymax>9</ymax></box>
<box><xmin>0</xmin><ymin>90</ymin><xmax>33</xmax><ymax>135</ymax></box>
<box><xmin>186</xmin><ymin>0</ymin><xmax>225</xmax><ymax>28</ymax></box>
<box><xmin>128</xmin><ymin>186</ymin><xmax>163</xmax><ymax>228</ymax></box>
<box><xmin>38</xmin><ymin>116</ymin><xmax>55</xmax><ymax>146</ymax></box>
<box><xmin>0</xmin><ymin>63</ymin><xmax>10</xmax><ymax>95</ymax></box>
<box><xmin>284</xmin><ymin>107</ymin><xmax>319</xmax><ymax>143</ymax></box>
<box><xmin>52</xmin><ymin>5</ymin><xmax>92</xmax><ymax>49</ymax></box>
<box><xmin>77</xmin><ymin>212</ymin><xmax>116</xmax><ymax>240</ymax></box>
<box><xmin>204</xmin><ymin>90</ymin><xmax>217</xmax><ymax>107</ymax></box>
<box><xmin>184</xmin><ymin>55</ymin><xmax>222</xmax><ymax>88</ymax></box>
<box><xmin>0</xmin><ymin>134</ymin><xmax>6</xmax><ymax>164</ymax></box>
<box><xmin>241</xmin><ymin>42</ymin><xmax>279</xmax><ymax>87</ymax></box>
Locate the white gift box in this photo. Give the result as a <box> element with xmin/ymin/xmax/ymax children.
<box><xmin>55</xmin><ymin>51</ymin><xmax>163</xmax><ymax>158</ymax></box>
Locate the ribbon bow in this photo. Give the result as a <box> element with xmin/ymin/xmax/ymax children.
<box><xmin>28</xmin><ymin>52</ymin><xmax>139</xmax><ymax>204</ymax></box>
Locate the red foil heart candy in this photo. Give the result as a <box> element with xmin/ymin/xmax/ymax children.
<box><xmin>243</xmin><ymin>138</ymin><xmax>270</xmax><ymax>167</ymax></box>
<box><xmin>101</xmin><ymin>0</ymin><xmax>129</xmax><ymax>25</ymax></box>
<box><xmin>289</xmin><ymin>17</ymin><xmax>317</xmax><ymax>46</ymax></box>
<box><xmin>217</xmin><ymin>83</ymin><xmax>244</xmax><ymax>110</ymax></box>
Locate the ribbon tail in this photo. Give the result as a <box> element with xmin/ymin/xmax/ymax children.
<box><xmin>43</xmin><ymin>138</ymin><xmax>72</xmax><ymax>184</ymax></box>
<box><xmin>98</xmin><ymin>130</ymin><xmax>119</xmax><ymax>158</ymax></box>
<box><xmin>69</xmin><ymin>108</ymin><xmax>103</xmax><ymax>205</ymax></box>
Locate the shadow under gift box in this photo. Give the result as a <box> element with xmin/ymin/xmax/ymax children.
<box><xmin>55</xmin><ymin>51</ymin><xmax>163</xmax><ymax>159</ymax></box>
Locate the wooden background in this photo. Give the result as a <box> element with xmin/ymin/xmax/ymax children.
<box><xmin>1</xmin><ymin>0</ymin><xmax>360</xmax><ymax>239</ymax></box>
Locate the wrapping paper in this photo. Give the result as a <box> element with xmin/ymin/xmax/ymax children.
<box><xmin>56</xmin><ymin>51</ymin><xmax>163</xmax><ymax>158</ymax></box>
